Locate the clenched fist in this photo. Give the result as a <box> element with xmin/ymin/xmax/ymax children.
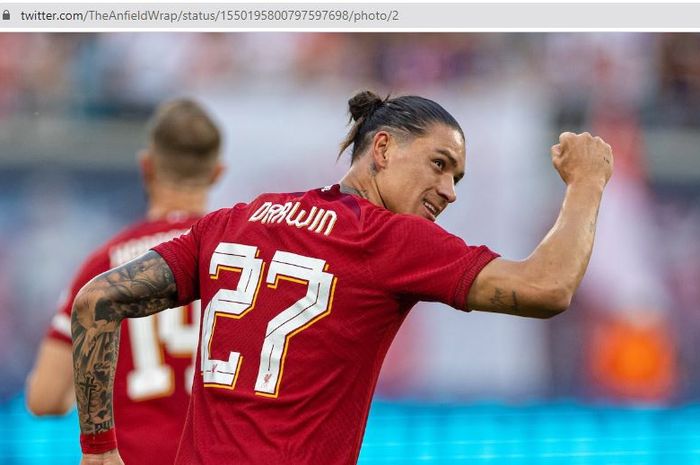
<box><xmin>551</xmin><ymin>132</ymin><xmax>613</xmax><ymax>190</ymax></box>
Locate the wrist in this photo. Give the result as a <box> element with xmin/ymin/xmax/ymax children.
<box><xmin>80</xmin><ymin>429</ymin><xmax>117</xmax><ymax>455</ymax></box>
<box><xmin>566</xmin><ymin>180</ymin><xmax>605</xmax><ymax>195</ymax></box>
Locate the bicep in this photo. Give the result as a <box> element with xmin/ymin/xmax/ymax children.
<box><xmin>466</xmin><ymin>258</ymin><xmax>566</xmax><ymax>319</ymax></box>
<box><xmin>85</xmin><ymin>250</ymin><xmax>178</xmax><ymax>321</ymax></box>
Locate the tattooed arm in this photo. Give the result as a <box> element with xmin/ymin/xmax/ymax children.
<box><xmin>467</xmin><ymin>132</ymin><xmax>613</xmax><ymax>318</ymax></box>
<box><xmin>72</xmin><ymin>251</ymin><xmax>177</xmax><ymax>462</ymax></box>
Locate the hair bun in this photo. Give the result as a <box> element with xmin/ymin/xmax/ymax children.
<box><xmin>348</xmin><ymin>90</ymin><xmax>384</xmax><ymax>122</ymax></box>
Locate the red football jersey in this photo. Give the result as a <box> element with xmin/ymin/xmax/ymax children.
<box><xmin>153</xmin><ymin>185</ymin><xmax>499</xmax><ymax>465</ymax></box>
<box><xmin>47</xmin><ymin>214</ymin><xmax>201</xmax><ymax>465</ymax></box>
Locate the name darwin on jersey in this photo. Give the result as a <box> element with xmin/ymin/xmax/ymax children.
<box><xmin>249</xmin><ymin>201</ymin><xmax>337</xmax><ymax>236</ymax></box>
<box><xmin>109</xmin><ymin>229</ymin><xmax>190</xmax><ymax>267</ymax></box>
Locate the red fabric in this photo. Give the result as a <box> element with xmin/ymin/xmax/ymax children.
<box><xmin>80</xmin><ymin>429</ymin><xmax>117</xmax><ymax>454</ymax></box>
<box><xmin>154</xmin><ymin>185</ymin><xmax>499</xmax><ymax>465</ymax></box>
<box><xmin>46</xmin><ymin>216</ymin><xmax>200</xmax><ymax>465</ymax></box>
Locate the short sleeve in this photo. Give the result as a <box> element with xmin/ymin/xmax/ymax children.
<box><xmin>367</xmin><ymin>213</ymin><xmax>499</xmax><ymax>310</ymax></box>
<box><xmin>46</xmin><ymin>249</ymin><xmax>111</xmax><ymax>344</ymax></box>
<box><xmin>151</xmin><ymin>209</ymin><xmax>227</xmax><ymax>306</ymax></box>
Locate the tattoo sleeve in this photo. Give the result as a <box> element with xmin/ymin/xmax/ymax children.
<box><xmin>72</xmin><ymin>251</ymin><xmax>178</xmax><ymax>435</ymax></box>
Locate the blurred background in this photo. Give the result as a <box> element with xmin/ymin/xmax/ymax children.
<box><xmin>1</xmin><ymin>32</ymin><xmax>700</xmax><ymax>464</ymax></box>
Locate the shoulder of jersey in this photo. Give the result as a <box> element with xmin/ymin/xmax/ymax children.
<box><xmin>108</xmin><ymin>216</ymin><xmax>200</xmax><ymax>245</ymax></box>
<box><xmin>249</xmin><ymin>185</ymin><xmax>379</xmax><ymax>224</ymax></box>
<box><xmin>102</xmin><ymin>216</ymin><xmax>202</xmax><ymax>267</ymax></box>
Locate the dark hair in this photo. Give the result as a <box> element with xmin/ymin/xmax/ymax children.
<box><xmin>338</xmin><ymin>90</ymin><xmax>464</xmax><ymax>162</ymax></box>
<box><xmin>148</xmin><ymin>98</ymin><xmax>221</xmax><ymax>183</ymax></box>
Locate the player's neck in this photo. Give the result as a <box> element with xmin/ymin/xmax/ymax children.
<box><xmin>339</xmin><ymin>164</ymin><xmax>387</xmax><ymax>209</ymax></box>
<box><xmin>146</xmin><ymin>183</ymin><xmax>208</xmax><ymax>221</ymax></box>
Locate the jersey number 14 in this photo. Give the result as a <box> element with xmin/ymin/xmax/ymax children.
<box><xmin>126</xmin><ymin>302</ymin><xmax>200</xmax><ymax>401</ymax></box>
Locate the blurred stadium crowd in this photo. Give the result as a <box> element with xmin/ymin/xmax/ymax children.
<box><xmin>1</xmin><ymin>32</ymin><xmax>700</xmax><ymax>407</ymax></box>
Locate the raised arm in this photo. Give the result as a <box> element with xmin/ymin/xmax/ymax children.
<box><xmin>467</xmin><ymin>132</ymin><xmax>613</xmax><ymax>318</ymax></box>
<box><xmin>71</xmin><ymin>250</ymin><xmax>177</xmax><ymax>465</ymax></box>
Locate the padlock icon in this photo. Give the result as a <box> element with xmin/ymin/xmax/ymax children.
<box><xmin>2</xmin><ymin>10</ymin><xmax>9</xmax><ymax>20</ymax></box>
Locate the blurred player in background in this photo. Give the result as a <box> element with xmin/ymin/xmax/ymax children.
<box><xmin>26</xmin><ymin>99</ymin><xmax>223</xmax><ymax>465</ymax></box>
<box><xmin>71</xmin><ymin>90</ymin><xmax>613</xmax><ymax>465</ymax></box>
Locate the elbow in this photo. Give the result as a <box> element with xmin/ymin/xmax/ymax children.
<box><xmin>536</xmin><ymin>286</ymin><xmax>573</xmax><ymax>319</ymax></box>
<box><xmin>26</xmin><ymin>382</ymin><xmax>71</xmax><ymax>416</ymax></box>
<box><xmin>72</xmin><ymin>286</ymin><xmax>91</xmax><ymax>322</ymax></box>
<box><xmin>27</xmin><ymin>398</ymin><xmax>72</xmax><ymax>416</ymax></box>
<box><xmin>519</xmin><ymin>282</ymin><xmax>572</xmax><ymax>319</ymax></box>
<box><xmin>72</xmin><ymin>278</ymin><xmax>122</xmax><ymax>327</ymax></box>
<box><xmin>26</xmin><ymin>399</ymin><xmax>51</xmax><ymax>416</ymax></box>
<box><xmin>71</xmin><ymin>282</ymin><xmax>101</xmax><ymax>329</ymax></box>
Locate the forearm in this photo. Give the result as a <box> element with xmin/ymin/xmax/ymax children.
<box><xmin>71</xmin><ymin>251</ymin><xmax>177</xmax><ymax>443</ymax></box>
<box><xmin>468</xmin><ymin>132</ymin><xmax>612</xmax><ymax>317</ymax></box>
<box><xmin>71</xmin><ymin>287</ymin><xmax>122</xmax><ymax>435</ymax></box>
<box><xmin>525</xmin><ymin>182</ymin><xmax>604</xmax><ymax>301</ymax></box>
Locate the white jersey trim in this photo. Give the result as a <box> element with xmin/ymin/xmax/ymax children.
<box><xmin>51</xmin><ymin>313</ymin><xmax>72</xmax><ymax>339</ymax></box>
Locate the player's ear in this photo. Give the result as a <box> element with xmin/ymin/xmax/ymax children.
<box><xmin>371</xmin><ymin>131</ymin><xmax>390</xmax><ymax>171</ymax></box>
<box><xmin>138</xmin><ymin>148</ymin><xmax>155</xmax><ymax>185</ymax></box>
<box><xmin>209</xmin><ymin>160</ymin><xmax>225</xmax><ymax>185</ymax></box>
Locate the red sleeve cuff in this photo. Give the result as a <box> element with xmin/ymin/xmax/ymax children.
<box><xmin>151</xmin><ymin>245</ymin><xmax>194</xmax><ymax>306</ymax></box>
<box><xmin>453</xmin><ymin>246</ymin><xmax>500</xmax><ymax>311</ymax></box>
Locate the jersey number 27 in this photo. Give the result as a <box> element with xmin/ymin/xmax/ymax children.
<box><xmin>201</xmin><ymin>242</ymin><xmax>336</xmax><ymax>398</ymax></box>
